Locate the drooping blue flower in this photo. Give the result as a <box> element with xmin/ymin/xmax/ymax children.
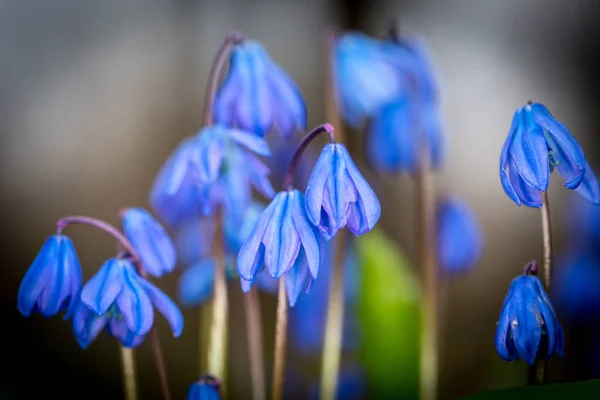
<box><xmin>237</xmin><ymin>189</ymin><xmax>324</xmax><ymax>280</ymax></box>
<box><xmin>500</xmin><ymin>102</ymin><xmax>600</xmax><ymax>207</ymax></box>
<box><xmin>76</xmin><ymin>258</ymin><xmax>183</xmax><ymax>348</ymax></box>
<box><xmin>187</xmin><ymin>376</ymin><xmax>221</xmax><ymax>400</ymax></box>
<box><xmin>213</xmin><ymin>40</ymin><xmax>306</xmax><ymax>138</ymax></box>
<box><xmin>174</xmin><ymin>216</ymin><xmax>215</xmax><ymax>268</ymax></box>
<box><xmin>554</xmin><ymin>251</ymin><xmax>600</xmax><ymax>321</ymax></box>
<box><xmin>121</xmin><ymin>207</ymin><xmax>176</xmax><ymax>278</ymax></box>
<box><xmin>150</xmin><ymin>124</ymin><xmax>274</xmax><ymax>228</ymax></box>
<box><xmin>18</xmin><ymin>234</ymin><xmax>82</xmax><ymax>318</ymax></box>
<box><xmin>495</xmin><ymin>264</ymin><xmax>565</xmax><ymax>365</ymax></box>
<box><xmin>334</xmin><ymin>32</ymin><xmax>423</xmax><ymax>128</ymax></box>
<box><xmin>437</xmin><ymin>196</ymin><xmax>483</xmax><ymax>273</ymax></box>
<box><xmin>305</xmin><ymin>143</ymin><xmax>381</xmax><ymax>240</ymax></box>
<box><xmin>178</xmin><ymin>259</ymin><xmax>216</xmax><ymax>307</ymax></box>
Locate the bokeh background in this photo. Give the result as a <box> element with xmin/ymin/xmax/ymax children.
<box><xmin>2</xmin><ymin>0</ymin><xmax>600</xmax><ymax>399</ymax></box>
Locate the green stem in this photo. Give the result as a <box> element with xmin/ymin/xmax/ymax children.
<box><xmin>120</xmin><ymin>347</ymin><xmax>138</xmax><ymax>400</ymax></box>
<box><xmin>244</xmin><ymin>288</ymin><xmax>266</xmax><ymax>400</ymax></box>
<box><xmin>271</xmin><ymin>279</ymin><xmax>288</xmax><ymax>400</ymax></box>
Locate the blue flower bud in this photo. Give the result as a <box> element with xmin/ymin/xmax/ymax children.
<box><xmin>18</xmin><ymin>234</ymin><xmax>82</xmax><ymax>319</ymax></box>
<box><xmin>121</xmin><ymin>207</ymin><xmax>176</xmax><ymax>278</ymax></box>
<box><xmin>500</xmin><ymin>103</ymin><xmax>600</xmax><ymax>207</ymax></box>
<box><xmin>495</xmin><ymin>268</ymin><xmax>564</xmax><ymax>365</ymax></box>
<box><xmin>305</xmin><ymin>143</ymin><xmax>381</xmax><ymax>240</ymax></box>
<box><xmin>187</xmin><ymin>376</ymin><xmax>221</xmax><ymax>400</ymax></box>
<box><xmin>214</xmin><ymin>40</ymin><xmax>306</xmax><ymax>138</ymax></box>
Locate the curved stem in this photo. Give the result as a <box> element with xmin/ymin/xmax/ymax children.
<box><xmin>271</xmin><ymin>278</ymin><xmax>288</xmax><ymax>400</ymax></box>
<box><xmin>244</xmin><ymin>288</ymin><xmax>266</xmax><ymax>400</ymax></box>
<box><xmin>120</xmin><ymin>347</ymin><xmax>138</xmax><ymax>400</ymax></box>
<box><xmin>282</xmin><ymin>123</ymin><xmax>335</xmax><ymax>191</ymax></box>
<box><xmin>150</xmin><ymin>329</ymin><xmax>172</xmax><ymax>400</ymax></box>
<box><xmin>203</xmin><ymin>31</ymin><xmax>245</xmax><ymax>125</ymax></box>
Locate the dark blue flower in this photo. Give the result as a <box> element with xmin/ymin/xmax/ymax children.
<box><xmin>334</xmin><ymin>32</ymin><xmax>424</xmax><ymax>128</ymax></box>
<box><xmin>121</xmin><ymin>207</ymin><xmax>176</xmax><ymax>278</ymax></box>
<box><xmin>305</xmin><ymin>143</ymin><xmax>381</xmax><ymax>240</ymax></box>
<box><xmin>213</xmin><ymin>40</ymin><xmax>306</xmax><ymax>138</ymax></box>
<box><xmin>237</xmin><ymin>189</ymin><xmax>324</xmax><ymax>280</ymax></box>
<box><xmin>187</xmin><ymin>376</ymin><xmax>221</xmax><ymax>400</ymax></box>
<box><xmin>495</xmin><ymin>266</ymin><xmax>565</xmax><ymax>365</ymax></box>
<box><xmin>18</xmin><ymin>234</ymin><xmax>82</xmax><ymax>318</ymax></box>
<box><xmin>554</xmin><ymin>251</ymin><xmax>600</xmax><ymax>321</ymax></box>
<box><xmin>437</xmin><ymin>196</ymin><xmax>483</xmax><ymax>273</ymax></box>
<box><xmin>150</xmin><ymin>124</ymin><xmax>274</xmax><ymax>228</ymax></box>
<box><xmin>500</xmin><ymin>103</ymin><xmax>600</xmax><ymax>207</ymax></box>
<box><xmin>174</xmin><ymin>216</ymin><xmax>215</xmax><ymax>268</ymax></box>
<box><xmin>76</xmin><ymin>258</ymin><xmax>183</xmax><ymax>348</ymax></box>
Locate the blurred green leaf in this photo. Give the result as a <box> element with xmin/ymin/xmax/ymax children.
<box><xmin>463</xmin><ymin>379</ymin><xmax>600</xmax><ymax>399</ymax></box>
<box><xmin>356</xmin><ymin>228</ymin><xmax>420</xmax><ymax>399</ymax></box>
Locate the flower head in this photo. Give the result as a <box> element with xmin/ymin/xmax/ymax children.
<box><xmin>437</xmin><ymin>196</ymin><xmax>483</xmax><ymax>273</ymax></box>
<box><xmin>150</xmin><ymin>124</ymin><xmax>274</xmax><ymax>228</ymax></box>
<box><xmin>18</xmin><ymin>234</ymin><xmax>82</xmax><ymax>318</ymax></box>
<box><xmin>495</xmin><ymin>262</ymin><xmax>564</xmax><ymax>365</ymax></box>
<box><xmin>305</xmin><ymin>143</ymin><xmax>381</xmax><ymax>240</ymax></box>
<box><xmin>214</xmin><ymin>40</ymin><xmax>306</xmax><ymax>138</ymax></box>
<box><xmin>500</xmin><ymin>102</ymin><xmax>600</xmax><ymax>207</ymax></box>
<box><xmin>121</xmin><ymin>207</ymin><xmax>176</xmax><ymax>278</ymax></box>
<box><xmin>75</xmin><ymin>258</ymin><xmax>183</xmax><ymax>348</ymax></box>
<box><xmin>237</xmin><ymin>189</ymin><xmax>324</xmax><ymax>280</ymax></box>
<box><xmin>187</xmin><ymin>376</ymin><xmax>221</xmax><ymax>400</ymax></box>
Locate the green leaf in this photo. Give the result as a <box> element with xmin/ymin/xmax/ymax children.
<box><xmin>462</xmin><ymin>379</ymin><xmax>600</xmax><ymax>399</ymax></box>
<box><xmin>356</xmin><ymin>228</ymin><xmax>420</xmax><ymax>399</ymax></box>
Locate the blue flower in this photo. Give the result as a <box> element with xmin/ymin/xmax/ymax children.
<box><xmin>334</xmin><ymin>32</ymin><xmax>423</xmax><ymax>128</ymax></box>
<box><xmin>213</xmin><ymin>40</ymin><xmax>306</xmax><ymax>138</ymax></box>
<box><xmin>305</xmin><ymin>143</ymin><xmax>381</xmax><ymax>240</ymax></box>
<box><xmin>224</xmin><ymin>201</ymin><xmax>265</xmax><ymax>254</ymax></box>
<box><xmin>150</xmin><ymin>124</ymin><xmax>275</xmax><ymax>228</ymax></box>
<box><xmin>437</xmin><ymin>196</ymin><xmax>483</xmax><ymax>273</ymax></box>
<box><xmin>187</xmin><ymin>376</ymin><xmax>221</xmax><ymax>400</ymax></box>
<box><xmin>121</xmin><ymin>207</ymin><xmax>176</xmax><ymax>278</ymax></box>
<box><xmin>237</xmin><ymin>189</ymin><xmax>324</xmax><ymax>280</ymax></box>
<box><xmin>75</xmin><ymin>258</ymin><xmax>183</xmax><ymax>348</ymax></box>
<box><xmin>500</xmin><ymin>102</ymin><xmax>600</xmax><ymax>207</ymax></box>
<box><xmin>18</xmin><ymin>235</ymin><xmax>82</xmax><ymax>318</ymax></box>
<box><xmin>554</xmin><ymin>251</ymin><xmax>600</xmax><ymax>321</ymax></box>
<box><xmin>178</xmin><ymin>259</ymin><xmax>216</xmax><ymax>307</ymax></box>
<box><xmin>174</xmin><ymin>216</ymin><xmax>215</xmax><ymax>268</ymax></box>
<box><xmin>495</xmin><ymin>266</ymin><xmax>564</xmax><ymax>365</ymax></box>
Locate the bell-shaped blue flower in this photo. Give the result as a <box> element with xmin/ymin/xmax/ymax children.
<box><xmin>213</xmin><ymin>40</ymin><xmax>306</xmax><ymax>138</ymax></box>
<box><xmin>150</xmin><ymin>124</ymin><xmax>274</xmax><ymax>228</ymax></box>
<box><xmin>77</xmin><ymin>258</ymin><xmax>183</xmax><ymax>347</ymax></box>
<box><xmin>437</xmin><ymin>196</ymin><xmax>483</xmax><ymax>273</ymax></box>
<box><xmin>178</xmin><ymin>259</ymin><xmax>215</xmax><ymax>307</ymax></box>
<box><xmin>18</xmin><ymin>234</ymin><xmax>82</xmax><ymax>318</ymax></box>
<box><xmin>187</xmin><ymin>376</ymin><xmax>221</xmax><ymax>400</ymax></box>
<box><xmin>500</xmin><ymin>102</ymin><xmax>600</xmax><ymax>207</ymax></box>
<box><xmin>121</xmin><ymin>207</ymin><xmax>176</xmax><ymax>278</ymax></box>
<box><xmin>174</xmin><ymin>216</ymin><xmax>215</xmax><ymax>268</ymax></box>
<box><xmin>495</xmin><ymin>264</ymin><xmax>565</xmax><ymax>365</ymax></box>
<box><xmin>334</xmin><ymin>32</ymin><xmax>422</xmax><ymax>128</ymax></box>
<box><xmin>237</xmin><ymin>189</ymin><xmax>324</xmax><ymax>280</ymax></box>
<box><xmin>305</xmin><ymin>143</ymin><xmax>381</xmax><ymax>240</ymax></box>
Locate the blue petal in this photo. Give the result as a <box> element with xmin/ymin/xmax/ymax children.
<box><xmin>122</xmin><ymin>207</ymin><xmax>176</xmax><ymax>278</ymax></box>
<box><xmin>195</xmin><ymin>126</ymin><xmax>225</xmax><ymax>183</ymax></box>
<box><xmin>531</xmin><ymin>103</ymin><xmax>586</xmax><ymax>189</ymax></box>
<box><xmin>284</xmin><ymin>250</ymin><xmax>312</xmax><ymax>307</ymax></box>
<box><xmin>508</xmin><ymin>157</ymin><xmax>543</xmax><ymax>208</ymax></box>
<box><xmin>509</xmin><ymin>276</ymin><xmax>543</xmax><ymax>365</ymax></box>
<box><xmin>108</xmin><ymin>319</ymin><xmax>145</xmax><ymax>348</ymax></box>
<box><xmin>495</xmin><ymin>280</ymin><xmax>517</xmax><ymax>361</ymax></box>
<box><xmin>509</xmin><ymin>108</ymin><xmax>550</xmax><ymax>191</ymax></box>
<box><xmin>243</xmin><ymin>152</ymin><xmax>276</xmax><ymax>199</ymax></box>
<box><xmin>499</xmin><ymin>110</ymin><xmax>522</xmax><ymax>206</ymax></box>
<box><xmin>81</xmin><ymin>258</ymin><xmax>125</xmax><ymax>316</ymax></box>
<box><xmin>187</xmin><ymin>381</ymin><xmax>221</xmax><ymax>400</ymax></box>
<box><xmin>72</xmin><ymin>298</ymin><xmax>110</xmax><ymax>349</ymax></box>
<box><xmin>116</xmin><ymin>262</ymin><xmax>154</xmax><ymax>336</ymax></box>
<box><xmin>423</xmin><ymin>102</ymin><xmax>445</xmax><ymax>170</ymax></box>
<box><xmin>305</xmin><ymin>143</ymin><xmax>335</xmax><ymax>236</ymax></box>
<box><xmin>291</xmin><ymin>190</ymin><xmax>324</xmax><ymax>279</ymax></box>
<box><xmin>240</xmin><ymin>277</ymin><xmax>253</xmax><ymax>293</ymax></box>
<box><xmin>574</xmin><ymin>162</ymin><xmax>600</xmax><ymax>204</ymax></box>
<box><xmin>178</xmin><ymin>260</ymin><xmax>215</xmax><ymax>306</ymax></box>
<box><xmin>138</xmin><ymin>277</ymin><xmax>184</xmax><ymax>337</ymax></box>
<box><xmin>226</xmin><ymin>127</ymin><xmax>271</xmax><ymax>157</ymax></box>
<box><xmin>225</xmin><ymin>202</ymin><xmax>265</xmax><ymax>254</ymax></box>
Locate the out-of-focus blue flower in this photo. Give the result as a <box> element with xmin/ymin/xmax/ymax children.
<box><xmin>554</xmin><ymin>251</ymin><xmax>600</xmax><ymax>320</ymax></box>
<box><xmin>224</xmin><ymin>201</ymin><xmax>265</xmax><ymax>254</ymax></box>
<box><xmin>75</xmin><ymin>258</ymin><xmax>183</xmax><ymax>348</ymax></box>
<box><xmin>214</xmin><ymin>40</ymin><xmax>306</xmax><ymax>138</ymax></box>
<box><xmin>121</xmin><ymin>207</ymin><xmax>176</xmax><ymax>278</ymax></box>
<box><xmin>265</xmin><ymin>133</ymin><xmax>317</xmax><ymax>192</ymax></box>
<box><xmin>150</xmin><ymin>124</ymin><xmax>274</xmax><ymax>229</ymax></box>
<box><xmin>174</xmin><ymin>217</ymin><xmax>215</xmax><ymax>268</ymax></box>
<box><xmin>178</xmin><ymin>259</ymin><xmax>216</xmax><ymax>307</ymax></box>
<box><xmin>305</xmin><ymin>143</ymin><xmax>381</xmax><ymax>240</ymax></box>
<box><xmin>237</xmin><ymin>189</ymin><xmax>324</xmax><ymax>280</ymax></box>
<box><xmin>500</xmin><ymin>103</ymin><xmax>600</xmax><ymax>207</ymax></box>
<box><xmin>566</xmin><ymin>194</ymin><xmax>600</xmax><ymax>247</ymax></box>
<box><xmin>437</xmin><ymin>196</ymin><xmax>483</xmax><ymax>273</ymax></box>
<box><xmin>18</xmin><ymin>235</ymin><xmax>82</xmax><ymax>318</ymax></box>
<box><xmin>334</xmin><ymin>32</ymin><xmax>422</xmax><ymax>128</ymax></box>
<box><xmin>187</xmin><ymin>376</ymin><xmax>221</xmax><ymax>400</ymax></box>
<box><xmin>495</xmin><ymin>264</ymin><xmax>564</xmax><ymax>365</ymax></box>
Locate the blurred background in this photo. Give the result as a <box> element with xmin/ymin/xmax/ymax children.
<box><xmin>2</xmin><ymin>0</ymin><xmax>600</xmax><ymax>399</ymax></box>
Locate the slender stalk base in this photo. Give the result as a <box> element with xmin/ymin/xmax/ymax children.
<box><xmin>271</xmin><ymin>279</ymin><xmax>288</xmax><ymax>400</ymax></box>
<box><xmin>415</xmin><ymin>156</ymin><xmax>438</xmax><ymax>400</ymax></box>
<box><xmin>208</xmin><ymin>207</ymin><xmax>228</xmax><ymax>391</ymax></box>
<box><xmin>150</xmin><ymin>328</ymin><xmax>172</xmax><ymax>400</ymax></box>
<box><xmin>244</xmin><ymin>288</ymin><xmax>266</xmax><ymax>400</ymax></box>
<box><xmin>319</xmin><ymin>230</ymin><xmax>347</xmax><ymax>400</ymax></box>
<box><xmin>120</xmin><ymin>347</ymin><xmax>138</xmax><ymax>400</ymax></box>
